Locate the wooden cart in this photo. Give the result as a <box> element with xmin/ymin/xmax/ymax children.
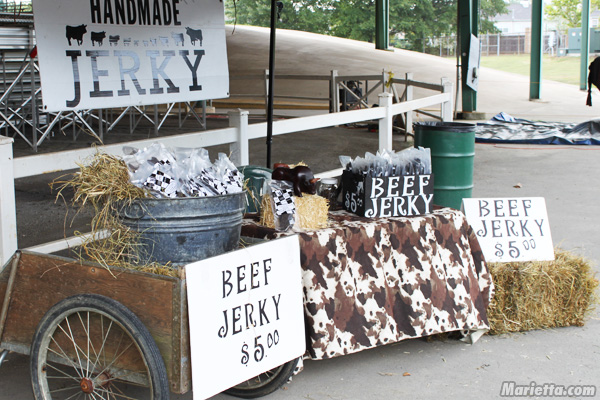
<box><xmin>0</xmin><ymin>251</ymin><xmax>297</xmax><ymax>400</ymax></box>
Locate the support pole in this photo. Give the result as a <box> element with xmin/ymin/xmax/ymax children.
<box><xmin>580</xmin><ymin>0</ymin><xmax>591</xmax><ymax>90</ymax></box>
<box><xmin>330</xmin><ymin>70</ymin><xmax>339</xmax><ymax>113</ymax></box>
<box><xmin>458</xmin><ymin>0</ymin><xmax>479</xmax><ymax>112</ymax></box>
<box><xmin>266</xmin><ymin>0</ymin><xmax>278</xmax><ymax>168</ymax></box>
<box><xmin>530</xmin><ymin>0</ymin><xmax>543</xmax><ymax>99</ymax></box>
<box><xmin>375</xmin><ymin>0</ymin><xmax>389</xmax><ymax>50</ymax></box>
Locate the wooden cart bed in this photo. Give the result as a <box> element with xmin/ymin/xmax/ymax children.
<box><xmin>0</xmin><ymin>251</ymin><xmax>192</xmax><ymax>394</ymax></box>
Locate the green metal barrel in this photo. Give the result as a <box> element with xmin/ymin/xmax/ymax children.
<box><xmin>239</xmin><ymin>165</ymin><xmax>273</xmax><ymax>213</ymax></box>
<box><xmin>413</xmin><ymin>121</ymin><xmax>476</xmax><ymax>210</ymax></box>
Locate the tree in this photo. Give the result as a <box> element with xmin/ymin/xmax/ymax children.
<box><xmin>545</xmin><ymin>0</ymin><xmax>600</xmax><ymax>29</ymax></box>
<box><xmin>480</xmin><ymin>0</ymin><xmax>508</xmax><ymax>33</ymax></box>
<box><xmin>226</xmin><ymin>0</ymin><xmax>334</xmax><ymax>33</ymax></box>
<box><xmin>391</xmin><ymin>0</ymin><xmax>456</xmax><ymax>51</ymax></box>
<box><xmin>225</xmin><ymin>0</ymin><xmax>507</xmax><ymax>51</ymax></box>
<box><xmin>328</xmin><ymin>0</ymin><xmax>376</xmax><ymax>42</ymax></box>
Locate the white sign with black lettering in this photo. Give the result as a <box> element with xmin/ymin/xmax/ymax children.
<box><xmin>32</xmin><ymin>0</ymin><xmax>229</xmax><ymax>111</ymax></box>
<box><xmin>185</xmin><ymin>236</ymin><xmax>305</xmax><ymax>400</ymax></box>
<box><xmin>462</xmin><ymin>197</ymin><xmax>555</xmax><ymax>262</ymax></box>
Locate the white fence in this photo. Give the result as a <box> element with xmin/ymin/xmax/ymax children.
<box><xmin>0</xmin><ymin>78</ymin><xmax>453</xmax><ymax>264</ymax></box>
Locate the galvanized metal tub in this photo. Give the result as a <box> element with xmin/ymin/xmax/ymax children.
<box><xmin>117</xmin><ymin>192</ymin><xmax>245</xmax><ymax>265</ymax></box>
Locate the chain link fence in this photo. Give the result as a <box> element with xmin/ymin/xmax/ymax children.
<box><xmin>395</xmin><ymin>32</ymin><xmax>568</xmax><ymax>57</ymax></box>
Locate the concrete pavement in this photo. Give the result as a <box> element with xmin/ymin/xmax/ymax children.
<box><xmin>2</xmin><ymin>26</ymin><xmax>600</xmax><ymax>400</ymax></box>
<box><xmin>5</xmin><ymin>141</ymin><xmax>598</xmax><ymax>400</ymax></box>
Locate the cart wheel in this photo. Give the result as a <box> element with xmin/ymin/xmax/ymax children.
<box><xmin>30</xmin><ymin>293</ymin><xmax>169</xmax><ymax>400</ymax></box>
<box><xmin>224</xmin><ymin>357</ymin><xmax>299</xmax><ymax>399</ymax></box>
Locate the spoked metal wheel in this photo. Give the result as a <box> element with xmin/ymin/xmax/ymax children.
<box><xmin>224</xmin><ymin>358</ymin><xmax>299</xmax><ymax>399</ymax></box>
<box><xmin>30</xmin><ymin>294</ymin><xmax>169</xmax><ymax>400</ymax></box>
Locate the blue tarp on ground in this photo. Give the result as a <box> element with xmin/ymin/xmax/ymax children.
<box><xmin>475</xmin><ymin>112</ymin><xmax>600</xmax><ymax>145</ymax></box>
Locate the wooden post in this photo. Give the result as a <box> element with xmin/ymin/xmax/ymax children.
<box><xmin>228</xmin><ymin>110</ymin><xmax>249</xmax><ymax>166</ymax></box>
<box><xmin>378</xmin><ymin>92</ymin><xmax>393</xmax><ymax>152</ymax></box>
<box><xmin>441</xmin><ymin>77</ymin><xmax>454</xmax><ymax>121</ymax></box>
<box><xmin>0</xmin><ymin>136</ymin><xmax>18</xmax><ymax>265</ymax></box>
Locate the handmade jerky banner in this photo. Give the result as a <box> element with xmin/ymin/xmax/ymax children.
<box><xmin>31</xmin><ymin>0</ymin><xmax>229</xmax><ymax>111</ymax></box>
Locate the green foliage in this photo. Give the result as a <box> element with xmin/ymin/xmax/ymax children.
<box><xmin>226</xmin><ymin>0</ymin><xmax>507</xmax><ymax>51</ymax></box>
<box><xmin>0</xmin><ymin>1</ymin><xmax>33</xmax><ymax>12</ymax></box>
<box><xmin>545</xmin><ymin>0</ymin><xmax>600</xmax><ymax>29</ymax></box>
<box><xmin>227</xmin><ymin>0</ymin><xmax>333</xmax><ymax>33</ymax></box>
<box><xmin>480</xmin><ymin>0</ymin><xmax>507</xmax><ymax>33</ymax></box>
<box><xmin>329</xmin><ymin>0</ymin><xmax>376</xmax><ymax>43</ymax></box>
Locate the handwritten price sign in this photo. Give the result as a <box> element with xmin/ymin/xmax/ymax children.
<box><xmin>186</xmin><ymin>236</ymin><xmax>305</xmax><ymax>400</ymax></box>
<box><xmin>462</xmin><ymin>198</ymin><xmax>555</xmax><ymax>263</ymax></box>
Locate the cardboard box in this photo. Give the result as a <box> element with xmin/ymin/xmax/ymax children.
<box><xmin>341</xmin><ymin>170</ymin><xmax>434</xmax><ymax>217</ymax></box>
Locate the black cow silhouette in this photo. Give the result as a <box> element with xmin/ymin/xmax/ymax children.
<box><xmin>185</xmin><ymin>27</ymin><xmax>203</xmax><ymax>46</ymax></box>
<box><xmin>91</xmin><ymin>31</ymin><xmax>106</xmax><ymax>46</ymax></box>
<box><xmin>109</xmin><ymin>35</ymin><xmax>120</xmax><ymax>46</ymax></box>
<box><xmin>66</xmin><ymin>24</ymin><xmax>87</xmax><ymax>46</ymax></box>
<box><xmin>172</xmin><ymin>32</ymin><xmax>184</xmax><ymax>46</ymax></box>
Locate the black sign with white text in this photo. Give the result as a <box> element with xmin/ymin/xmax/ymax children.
<box><xmin>342</xmin><ymin>170</ymin><xmax>434</xmax><ymax>217</ymax></box>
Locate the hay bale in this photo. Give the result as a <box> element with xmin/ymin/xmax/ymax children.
<box><xmin>260</xmin><ymin>194</ymin><xmax>329</xmax><ymax>230</ymax></box>
<box><xmin>487</xmin><ymin>249</ymin><xmax>599</xmax><ymax>335</ymax></box>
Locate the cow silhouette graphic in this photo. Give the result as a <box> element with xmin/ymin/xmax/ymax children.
<box><xmin>91</xmin><ymin>31</ymin><xmax>106</xmax><ymax>46</ymax></box>
<box><xmin>66</xmin><ymin>25</ymin><xmax>87</xmax><ymax>46</ymax></box>
<box><xmin>172</xmin><ymin>32</ymin><xmax>184</xmax><ymax>46</ymax></box>
<box><xmin>185</xmin><ymin>27</ymin><xmax>203</xmax><ymax>46</ymax></box>
<box><xmin>109</xmin><ymin>35</ymin><xmax>120</xmax><ymax>46</ymax></box>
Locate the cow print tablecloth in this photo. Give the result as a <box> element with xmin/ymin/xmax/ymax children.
<box><xmin>242</xmin><ymin>208</ymin><xmax>494</xmax><ymax>360</ymax></box>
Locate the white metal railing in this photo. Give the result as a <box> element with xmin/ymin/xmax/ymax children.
<box><xmin>229</xmin><ymin>70</ymin><xmax>450</xmax><ymax>129</ymax></box>
<box><xmin>0</xmin><ymin>80</ymin><xmax>453</xmax><ymax>264</ymax></box>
